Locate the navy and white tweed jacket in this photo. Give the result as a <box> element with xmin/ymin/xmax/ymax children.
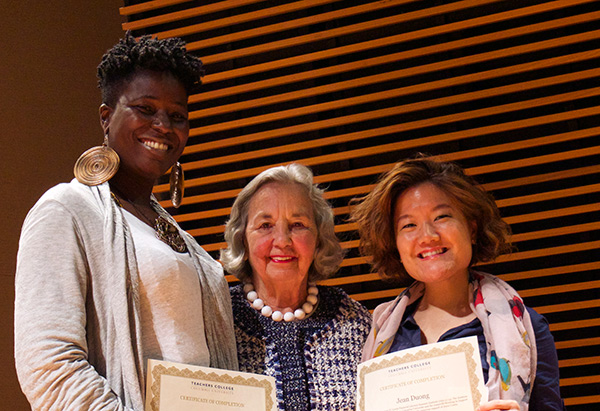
<box><xmin>230</xmin><ymin>285</ymin><xmax>371</xmax><ymax>411</ymax></box>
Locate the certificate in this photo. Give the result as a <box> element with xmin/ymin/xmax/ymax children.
<box><xmin>145</xmin><ymin>359</ymin><xmax>277</xmax><ymax>411</ymax></box>
<box><xmin>357</xmin><ymin>336</ymin><xmax>487</xmax><ymax>411</ymax></box>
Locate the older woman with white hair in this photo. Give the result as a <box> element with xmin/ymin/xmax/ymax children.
<box><xmin>220</xmin><ymin>163</ymin><xmax>371</xmax><ymax>410</ymax></box>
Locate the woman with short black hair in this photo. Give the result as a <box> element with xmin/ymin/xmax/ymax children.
<box><xmin>15</xmin><ymin>33</ymin><xmax>237</xmax><ymax>410</ymax></box>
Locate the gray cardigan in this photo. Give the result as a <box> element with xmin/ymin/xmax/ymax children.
<box><xmin>15</xmin><ymin>180</ymin><xmax>237</xmax><ymax>410</ymax></box>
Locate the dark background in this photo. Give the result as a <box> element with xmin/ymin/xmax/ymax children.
<box><xmin>0</xmin><ymin>1</ymin><xmax>123</xmax><ymax>408</ymax></box>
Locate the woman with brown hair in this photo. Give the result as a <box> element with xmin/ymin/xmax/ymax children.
<box><xmin>351</xmin><ymin>157</ymin><xmax>563</xmax><ymax>411</ymax></box>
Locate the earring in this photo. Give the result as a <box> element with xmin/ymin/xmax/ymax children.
<box><xmin>170</xmin><ymin>161</ymin><xmax>185</xmax><ymax>208</ymax></box>
<box><xmin>74</xmin><ymin>134</ymin><xmax>120</xmax><ymax>186</ymax></box>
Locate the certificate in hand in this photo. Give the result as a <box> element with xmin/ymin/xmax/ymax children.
<box><xmin>357</xmin><ymin>336</ymin><xmax>487</xmax><ymax>411</ymax></box>
<box><xmin>145</xmin><ymin>359</ymin><xmax>277</xmax><ymax>411</ymax></box>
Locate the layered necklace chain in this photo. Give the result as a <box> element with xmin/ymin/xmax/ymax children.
<box><xmin>244</xmin><ymin>283</ymin><xmax>319</xmax><ymax>322</ymax></box>
<box><xmin>111</xmin><ymin>192</ymin><xmax>188</xmax><ymax>253</ymax></box>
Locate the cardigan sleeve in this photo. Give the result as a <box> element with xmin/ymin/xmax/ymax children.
<box><xmin>527</xmin><ymin>307</ymin><xmax>565</xmax><ymax>411</ymax></box>
<box><xmin>14</xmin><ymin>196</ymin><xmax>130</xmax><ymax>411</ymax></box>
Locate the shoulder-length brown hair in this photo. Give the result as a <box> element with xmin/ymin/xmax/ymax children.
<box><xmin>350</xmin><ymin>157</ymin><xmax>512</xmax><ymax>285</ymax></box>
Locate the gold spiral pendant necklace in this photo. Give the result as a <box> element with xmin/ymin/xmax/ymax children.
<box><xmin>111</xmin><ymin>192</ymin><xmax>188</xmax><ymax>253</ymax></box>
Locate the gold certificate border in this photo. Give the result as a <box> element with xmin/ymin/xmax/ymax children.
<box><xmin>149</xmin><ymin>364</ymin><xmax>275</xmax><ymax>411</ymax></box>
<box><xmin>358</xmin><ymin>341</ymin><xmax>482</xmax><ymax>411</ymax></box>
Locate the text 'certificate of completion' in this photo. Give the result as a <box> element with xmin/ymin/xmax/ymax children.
<box><xmin>145</xmin><ymin>359</ymin><xmax>277</xmax><ymax>411</ymax></box>
<box><xmin>357</xmin><ymin>336</ymin><xmax>487</xmax><ymax>411</ymax></box>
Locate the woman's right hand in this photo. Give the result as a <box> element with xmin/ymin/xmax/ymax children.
<box><xmin>476</xmin><ymin>399</ymin><xmax>520</xmax><ymax>411</ymax></box>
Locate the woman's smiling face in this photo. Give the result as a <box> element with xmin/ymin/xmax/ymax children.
<box><xmin>100</xmin><ymin>69</ymin><xmax>189</xmax><ymax>185</ymax></box>
<box><xmin>245</xmin><ymin>182</ymin><xmax>318</xmax><ymax>290</ymax></box>
<box><xmin>393</xmin><ymin>182</ymin><xmax>475</xmax><ymax>286</ymax></box>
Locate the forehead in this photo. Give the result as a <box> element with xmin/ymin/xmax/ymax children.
<box><xmin>118</xmin><ymin>70</ymin><xmax>187</xmax><ymax>105</ymax></box>
<box><xmin>394</xmin><ymin>182</ymin><xmax>457</xmax><ymax>215</ymax></box>
<box><xmin>248</xmin><ymin>182</ymin><xmax>314</xmax><ymax>216</ymax></box>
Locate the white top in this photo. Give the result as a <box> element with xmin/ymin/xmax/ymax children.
<box><xmin>15</xmin><ymin>180</ymin><xmax>236</xmax><ymax>410</ymax></box>
<box><xmin>123</xmin><ymin>209</ymin><xmax>210</xmax><ymax>369</ymax></box>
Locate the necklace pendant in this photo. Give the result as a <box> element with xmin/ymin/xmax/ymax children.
<box><xmin>154</xmin><ymin>216</ymin><xmax>188</xmax><ymax>253</ymax></box>
<box><xmin>111</xmin><ymin>191</ymin><xmax>188</xmax><ymax>253</ymax></box>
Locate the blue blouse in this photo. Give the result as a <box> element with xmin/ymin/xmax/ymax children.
<box><xmin>390</xmin><ymin>301</ymin><xmax>565</xmax><ymax>410</ymax></box>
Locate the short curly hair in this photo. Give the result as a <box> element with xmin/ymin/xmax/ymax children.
<box><xmin>220</xmin><ymin>164</ymin><xmax>343</xmax><ymax>283</ymax></box>
<box><xmin>350</xmin><ymin>156</ymin><xmax>512</xmax><ymax>285</ymax></box>
<box><xmin>97</xmin><ymin>31</ymin><xmax>204</xmax><ymax>106</ymax></box>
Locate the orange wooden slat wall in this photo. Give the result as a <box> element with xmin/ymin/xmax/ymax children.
<box><xmin>121</xmin><ymin>0</ymin><xmax>599</xmax><ymax>407</ymax></box>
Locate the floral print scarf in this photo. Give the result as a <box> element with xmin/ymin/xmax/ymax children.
<box><xmin>361</xmin><ymin>271</ymin><xmax>537</xmax><ymax>410</ymax></box>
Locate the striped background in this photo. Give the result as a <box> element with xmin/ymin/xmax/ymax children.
<box><xmin>121</xmin><ymin>0</ymin><xmax>599</xmax><ymax>407</ymax></box>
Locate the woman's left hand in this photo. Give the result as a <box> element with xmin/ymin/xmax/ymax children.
<box><xmin>476</xmin><ymin>399</ymin><xmax>520</xmax><ymax>411</ymax></box>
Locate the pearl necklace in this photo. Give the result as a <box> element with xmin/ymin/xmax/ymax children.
<box><xmin>244</xmin><ymin>283</ymin><xmax>319</xmax><ymax>322</ymax></box>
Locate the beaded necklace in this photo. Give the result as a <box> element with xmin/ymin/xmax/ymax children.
<box><xmin>244</xmin><ymin>283</ymin><xmax>319</xmax><ymax>322</ymax></box>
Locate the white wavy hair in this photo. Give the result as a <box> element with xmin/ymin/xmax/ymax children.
<box><xmin>220</xmin><ymin>163</ymin><xmax>343</xmax><ymax>283</ymax></box>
